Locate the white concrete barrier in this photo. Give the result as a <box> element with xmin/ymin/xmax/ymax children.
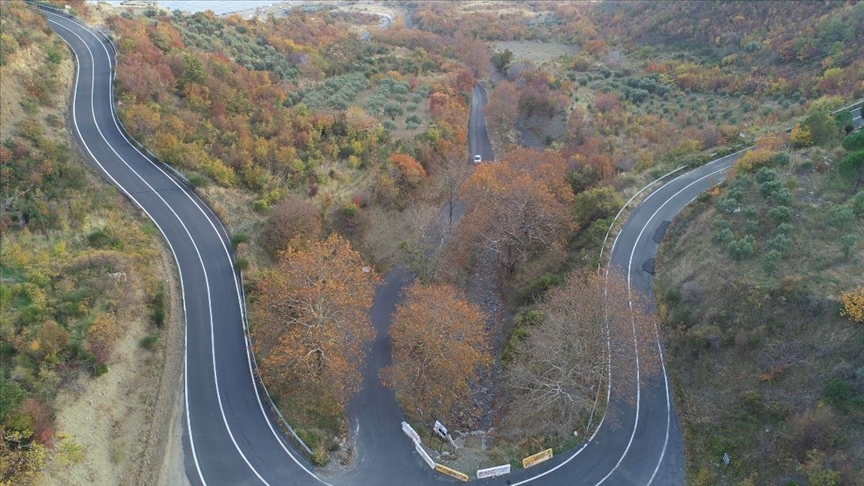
<box><xmin>415</xmin><ymin>442</ymin><xmax>435</xmax><ymax>469</ymax></box>
<box><xmin>402</xmin><ymin>421</ymin><xmax>421</xmax><ymax>444</ymax></box>
<box><xmin>477</xmin><ymin>464</ymin><xmax>511</xmax><ymax>479</ymax></box>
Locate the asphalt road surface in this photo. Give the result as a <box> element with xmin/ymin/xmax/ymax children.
<box><xmin>44</xmin><ymin>4</ymin><xmax>862</xmax><ymax>485</ymax></box>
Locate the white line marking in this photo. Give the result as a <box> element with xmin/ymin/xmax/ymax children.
<box><xmin>45</xmin><ymin>19</ymin><xmax>208</xmax><ymax>486</ymax></box>
<box><xmin>46</xmin><ymin>11</ymin><xmax>330</xmax><ymax>485</ymax></box>
<box><xmin>49</xmin><ymin>17</ymin><xmax>271</xmax><ymax>486</ymax></box>
<box><xmin>627</xmin><ymin>164</ymin><xmax>731</xmax><ymax>485</ymax></box>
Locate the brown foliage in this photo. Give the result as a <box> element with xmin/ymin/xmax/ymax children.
<box><xmin>458</xmin><ymin>148</ymin><xmax>575</xmax><ymax>272</ymax></box>
<box><xmin>261</xmin><ymin>195</ymin><xmax>322</xmax><ymax>258</ymax></box>
<box><xmin>484</xmin><ymin>81</ymin><xmax>519</xmax><ymax>141</ymax></box>
<box><xmin>251</xmin><ymin>234</ymin><xmax>376</xmax><ymax>417</ymax></box>
<box><xmin>505</xmin><ymin>271</ymin><xmax>660</xmax><ymax>434</ymax></box>
<box><xmin>382</xmin><ymin>283</ymin><xmax>489</xmax><ymax>424</ymax></box>
<box><xmin>388</xmin><ymin>153</ymin><xmax>427</xmax><ymax>188</ymax></box>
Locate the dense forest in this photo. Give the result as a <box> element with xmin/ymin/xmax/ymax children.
<box><xmin>3</xmin><ymin>0</ymin><xmax>862</xmax><ymax>481</ymax></box>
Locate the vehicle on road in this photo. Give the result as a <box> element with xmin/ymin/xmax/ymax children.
<box><xmin>473</xmin><ymin>154</ymin><xmax>482</xmax><ymax>164</ymax></box>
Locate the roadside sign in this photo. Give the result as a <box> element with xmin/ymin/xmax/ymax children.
<box><xmin>433</xmin><ymin>420</ymin><xmax>448</xmax><ymax>438</ymax></box>
<box><xmin>522</xmin><ymin>448</ymin><xmax>553</xmax><ymax>468</ymax></box>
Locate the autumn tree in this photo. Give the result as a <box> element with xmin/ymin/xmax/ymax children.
<box><xmin>419</xmin><ymin>138</ymin><xmax>469</xmax><ymax>227</ymax></box>
<box><xmin>382</xmin><ymin>283</ymin><xmax>489</xmax><ymax>424</ymax></box>
<box><xmin>484</xmin><ymin>81</ymin><xmax>519</xmax><ymax>142</ymax></box>
<box><xmin>261</xmin><ymin>195</ymin><xmax>322</xmax><ymax>258</ymax></box>
<box><xmin>454</xmin><ymin>34</ymin><xmax>489</xmax><ymax>78</ymax></box>
<box><xmin>458</xmin><ymin>148</ymin><xmax>575</xmax><ymax>273</ymax></box>
<box><xmin>504</xmin><ymin>271</ymin><xmax>660</xmax><ymax>436</ymax></box>
<box><xmin>251</xmin><ymin>234</ymin><xmax>377</xmax><ymax>418</ymax></box>
<box><xmin>840</xmin><ymin>287</ymin><xmax>864</xmax><ymax>323</ymax></box>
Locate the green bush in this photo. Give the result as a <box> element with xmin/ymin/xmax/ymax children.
<box><xmin>828</xmin><ymin>205</ymin><xmax>855</xmax><ymax>230</ymax></box>
<box><xmin>839</xmin><ymin>234</ymin><xmax>858</xmax><ymax>259</ymax></box>
<box><xmin>140</xmin><ymin>335</ymin><xmax>159</xmax><ymax>350</ymax></box>
<box><xmin>767</xmin><ymin>206</ymin><xmax>793</xmax><ymax>223</ymax></box>
<box><xmin>823</xmin><ymin>378</ymin><xmax>851</xmax><ymax>405</ymax></box>
<box><xmin>838</xmin><ymin>150</ymin><xmax>864</xmax><ymax>183</ymax></box>
<box><xmin>841</xmin><ymin>131</ymin><xmax>864</xmax><ymax>151</ymax></box>
<box><xmin>518</xmin><ymin>273</ymin><xmax>562</xmax><ymax>305</ymax></box>
<box><xmin>762</xmin><ymin>249</ymin><xmax>781</xmax><ymax>274</ymax></box>
<box><xmin>231</xmin><ymin>232</ymin><xmax>249</xmax><ymax>249</ymax></box>
<box><xmin>768</xmin><ymin>233</ymin><xmax>793</xmax><ymax>254</ymax></box>
<box><xmin>713</xmin><ymin>228</ymin><xmax>734</xmax><ymax>246</ymax></box>
<box><xmin>310</xmin><ymin>447</ymin><xmax>329</xmax><ymax>466</ymax></box>
<box><xmin>728</xmin><ymin>235</ymin><xmax>755</xmax><ymax>261</ymax></box>
<box><xmin>851</xmin><ymin>192</ymin><xmax>864</xmax><ymax>217</ymax></box>
<box><xmin>233</xmin><ymin>257</ymin><xmax>249</xmax><ymax>271</ymax></box>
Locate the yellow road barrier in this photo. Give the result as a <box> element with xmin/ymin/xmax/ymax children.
<box><xmin>522</xmin><ymin>448</ymin><xmax>553</xmax><ymax>469</ymax></box>
<box><xmin>435</xmin><ymin>464</ymin><xmax>469</xmax><ymax>482</ymax></box>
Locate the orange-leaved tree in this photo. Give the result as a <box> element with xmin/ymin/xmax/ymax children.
<box><xmin>251</xmin><ymin>234</ymin><xmax>377</xmax><ymax>418</ymax></box>
<box><xmin>840</xmin><ymin>287</ymin><xmax>864</xmax><ymax>323</ymax></box>
<box><xmin>458</xmin><ymin>148</ymin><xmax>575</xmax><ymax>273</ymax></box>
<box><xmin>383</xmin><ymin>283</ymin><xmax>489</xmax><ymax>424</ymax></box>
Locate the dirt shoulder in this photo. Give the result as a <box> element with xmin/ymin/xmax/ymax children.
<box><xmin>36</xmin><ymin>4</ymin><xmax>188</xmax><ymax>483</ymax></box>
<box><xmin>41</xmin><ymin>238</ymin><xmax>186</xmax><ymax>486</ymax></box>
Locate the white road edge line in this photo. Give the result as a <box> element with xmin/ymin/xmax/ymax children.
<box><xmin>46</xmin><ymin>10</ymin><xmax>331</xmax><ymax>486</ymax></box>
<box><xmin>49</xmin><ymin>16</ymin><xmax>272</xmax><ymax>486</ymax></box>
<box><xmin>627</xmin><ymin>164</ymin><xmax>732</xmax><ymax>484</ymax></box>
<box><xmin>45</xmin><ymin>19</ymin><xmax>208</xmax><ymax>486</ymax></box>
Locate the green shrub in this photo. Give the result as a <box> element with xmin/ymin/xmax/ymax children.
<box><xmin>728</xmin><ymin>235</ymin><xmax>755</xmax><ymax>261</ymax></box>
<box><xmin>828</xmin><ymin>205</ymin><xmax>855</xmax><ymax>230</ymax></box>
<box><xmin>839</xmin><ymin>234</ymin><xmax>858</xmax><ymax>259</ymax></box>
<box><xmin>838</xmin><ymin>150</ymin><xmax>864</xmax><ymax>183</ymax></box>
<box><xmin>233</xmin><ymin>257</ymin><xmax>249</xmax><ymax>271</ymax></box>
<box><xmin>771</xmin><ymin>151</ymin><xmax>790</xmax><ymax>166</ymax></box>
<box><xmin>823</xmin><ymin>378</ymin><xmax>851</xmax><ymax>405</ymax></box>
<box><xmin>713</xmin><ymin>228</ymin><xmax>734</xmax><ymax>246</ymax></box>
<box><xmin>93</xmin><ymin>363</ymin><xmax>108</xmax><ymax>377</ymax></box>
<box><xmin>841</xmin><ymin>130</ymin><xmax>864</xmax><ymax>151</ymax></box>
<box><xmin>311</xmin><ymin>446</ymin><xmax>329</xmax><ymax>466</ymax></box>
<box><xmin>852</xmin><ymin>192</ymin><xmax>864</xmax><ymax>217</ymax></box>
<box><xmin>762</xmin><ymin>249</ymin><xmax>781</xmax><ymax>274</ymax></box>
<box><xmin>140</xmin><ymin>335</ymin><xmax>159</xmax><ymax>350</ymax></box>
<box><xmin>230</xmin><ymin>232</ymin><xmax>248</xmax><ymax>249</ymax></box>
<box><xmin>768</xmin><ymin>206</ymin><xmax>793</xmax><ymax>223</ymax></box>
<box><xmin>768</xmin><ymin>234</ymin><xmax>793</xmax><ymax>254</ymax></box>
<box><xmin>518</xmin><ymin>273</ymin><xmax>562</xmax><ymax>305</ymax></box>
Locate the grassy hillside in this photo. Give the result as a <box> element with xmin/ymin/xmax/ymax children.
<box><xmin>655</xmin><ymin>126</ymin><xmax>864</xmax><ymax>485</ymax></box>
<box><xmin>1</xmin><ymin>2</ymin><xmax>168</xmax><ymax>484</ymax></box>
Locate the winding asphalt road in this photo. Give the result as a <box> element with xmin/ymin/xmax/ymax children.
<box><xmin>43</xmin><ymin>4</ymin><xmax>864</xmax><ymax>485</ymax></box>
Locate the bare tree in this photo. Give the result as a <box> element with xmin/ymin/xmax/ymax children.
<box><xmin>504</xmin><ymin>271</ymin><xmax>659</xmax><ymax>435</ymax></box>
